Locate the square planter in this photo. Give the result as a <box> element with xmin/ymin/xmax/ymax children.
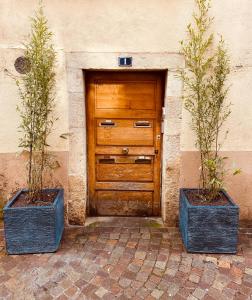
<box><xmin>3</xmin><ymin>188</ymin><xmax>64</xmax><ymax>254</ymax></box>
<box><xmin>179</xmin><ymin>188</ymin><xmax>239</xmax><ymax>254</ymax></box>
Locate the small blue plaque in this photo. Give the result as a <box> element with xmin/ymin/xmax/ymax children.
<box><xmin>118</xmin><ymin>57</ymin><xmax>132</xmax><ymax>67</ymax></box>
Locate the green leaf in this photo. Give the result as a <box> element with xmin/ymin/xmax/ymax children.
<box><xmin>233</xmin><ymin>169</ymin><xmax>241</xmax><ymax>176</ymax></box>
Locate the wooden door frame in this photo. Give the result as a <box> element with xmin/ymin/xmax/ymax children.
<box><xmin>85</xmin><ymin>71</ymin><xmax>165</xmax><ymax>216</ymax></box>
<box><xmin>66</xmin><ymin>51</ymin><xmax>184</xmax><ymax>226</ymax></box>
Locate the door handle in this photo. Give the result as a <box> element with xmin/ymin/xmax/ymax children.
<box><xmin>122</xmin><ymin>147</ymin><xmax>129</xmax><ymax>155</ymax></box>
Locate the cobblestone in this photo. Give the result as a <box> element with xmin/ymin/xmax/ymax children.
<box><xmin>189</xmin><ymin>273</ymin><xmax>200</xmax><ymax>283</ymax></box>
<box><xmin>0</xmin><ymin>217</ymin><xmax>251</xmax><ymax>299</ymax></box>
<box><xmin>151</xmin><ymin>289</ymin><xmax>164</xmax><ymax>299</ymax></box>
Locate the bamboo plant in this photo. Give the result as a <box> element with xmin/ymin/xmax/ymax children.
<box><xmin>15</xmin><ymin>6</ymin><xmax>56</xmax><ymax>203</ymax></box>
<box><xmin>180</xmin><ymin>0</ymin><xmax>234</xmax><ymax>201</ymax></box>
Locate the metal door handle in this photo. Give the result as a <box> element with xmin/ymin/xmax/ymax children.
<box><xmin>122</xmin><ymin>147</ymin><xmax>129</xmax><ymax>155</ymax></box>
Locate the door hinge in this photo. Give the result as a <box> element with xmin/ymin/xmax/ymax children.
<box><xmin>162</xmin><ymin>107</ymin><xmax>166</xmax><ymax>119</ymax></box>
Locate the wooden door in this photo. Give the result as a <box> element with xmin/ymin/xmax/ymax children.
<box><xmin>86</xmin><ymin>72</ymin><xmax>163</xmax><ymax>216</ymax></box>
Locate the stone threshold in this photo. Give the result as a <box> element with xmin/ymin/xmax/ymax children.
<box><xmin>84</xmin><ymin>216</ymin><xmax>164</xmax><ymax>228</ymax></box>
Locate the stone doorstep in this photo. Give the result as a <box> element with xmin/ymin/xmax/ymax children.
<box><xmin>84</xmin><ymin>217</ymin><xmax>165</xmax><ymax>228</ymax></box>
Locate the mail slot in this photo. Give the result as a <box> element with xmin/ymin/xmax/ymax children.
<box><xmin>135</xmin><ymin>157</ymin><xmax>152</xmax><ymax>164</ymax></box>
<box><xmin>134</xmin><ymin>120</ymin><xmax>151</xmax><ymax>128</ymax></box>
<box><xmin>98</xmin><ymin>158</ymin><xmax>115</xmax><ymax>164</ymax></box>
<box><xmin>97</xmin><ymin>156</ymin><xmax>134</xmax><ymax>164</ymax></box>
<box><xmin>99</xmin><ymin>120</ymin><xmax>116</xmax><ymax>127</ymax></box>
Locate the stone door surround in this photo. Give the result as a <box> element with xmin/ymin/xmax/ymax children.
<box><xmin>66</xmin><ymin>52</ymin><xmax>184</xmax><ymax>226</ymax></box>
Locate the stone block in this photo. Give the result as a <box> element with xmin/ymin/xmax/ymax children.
<box><xmin>69</xmin><ymin>92</ymin><xmax>86</xmax><ymax>128</ymax></box>
<box><xmin>68</xmin><ymin>191</ymin><xmax>86</xmax><ymax>225</ymax></box>
<box><xmin>163</xmin><ymin>97</ymin><xmax>182</xmax><ymax>136</ymax></box>
<box><xmin>69</xmin><ymin>175</ymin><xmax>86</xmax><ymax>193</ymax></box>
<box><xmin>69</xmin><ymin>128</ymin><xmax>86</xmax><ymax>175</ymax></box>
<box><xmin>166</xmin><ymin>71</ymin><xmax>183</xmax><ymax>97</ymax></box>
<box><xmin>66</xmin><ymin>52</ymin><xmax>185</xmax><ymax>70</ymax></box>
<box><xmin>66</xmin><ymin>68</ymin><xmax>84</xmax><ymax>93</ymax></box>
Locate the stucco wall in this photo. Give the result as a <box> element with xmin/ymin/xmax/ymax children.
<box><xmin>0</xmin><ymin>0</ymin><xmax>252</xmax><ymax>224</ymax></box>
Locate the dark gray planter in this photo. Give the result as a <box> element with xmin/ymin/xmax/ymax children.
<box><xmin>179</xmin><ymin>188</ymin><xmax>239</xmax><ymax>254</ymax></box>
<box><xmin>4</xmin><ymin>188</ymin><xmax>64</xmax><ymax>255</ymax></box>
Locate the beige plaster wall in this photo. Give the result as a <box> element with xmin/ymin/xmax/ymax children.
<box><xmin>0</xmin><ymin>0</ymin><xmax>252</xmax><ymax>224</ymax></box>
<box><xmin>1</xmin><ymin>0</ymin><xmax>251</xmax><ymax>152</ymax></box>
<box><xmin>0</xmin><ymin>48</ymin><xmax>69</xmax><ymax>153</ymax></box>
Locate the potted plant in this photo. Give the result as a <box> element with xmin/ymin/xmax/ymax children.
<box><xmin>3</xmin><ymin>6</ymin><xmax>64</xmax><ymax>254</ymax></box>
<box><xmin>179</xmin><ymin>0</ymin><xmax>239</xmax><ymax>253</ymax></box>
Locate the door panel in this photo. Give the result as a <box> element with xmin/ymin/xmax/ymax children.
<box><xmin>86</xmin><ymin>71</ymin><xmax>163</xmax><ymax>216</ymax></box>
<box><xmin>96</xmin><ymin>81</ymin><xmax>156</xmax><ymax>110</ymax></box>
<box><xmin>96</xmin><ymin>155</ymin><xmax>153</xmax><ymax>182</ymax></box>
<box><xmin>96</xmin><ymin>191</ymin><xmax>153</xmax><ymax>216</ymax></box>
<box><xmin>96</xmin><ymin>119</ymin><xmax>154</xmax><ymax>146</ymax></box>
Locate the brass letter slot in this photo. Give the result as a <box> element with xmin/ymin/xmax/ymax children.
<box><xmin>135</xmin><ymin>156</ymin><xmax>152</xmax><ymax>164</ymax></box>
<box><xmin>99</xmin><ymin>120</ymin><xmax>116</xmax><ymax>127</ymax></box>
<box><xmin>99</xmin><ymin>158</ymin><xmax>115</xmax><ymax>164</ymax></box>
<box><xmin>134</xmin><ymin>120</ymin><xmax>151</xmax><ymax>128</ymax></box>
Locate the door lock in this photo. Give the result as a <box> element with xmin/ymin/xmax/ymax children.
<box><xmin>122</xmin><ymin>147</ymin><xmax>129</xmax><ymax>155</ymax></box>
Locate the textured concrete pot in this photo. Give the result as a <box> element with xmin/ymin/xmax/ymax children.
<box><xmin>179</xmin><ymin>188</ymin><xmax>239</xmax><ymax>254</ymax></box>
<box><xmin>4</xmin><ymin>188</ymin><xmax>64</xmax><ymax>254</ymax></box>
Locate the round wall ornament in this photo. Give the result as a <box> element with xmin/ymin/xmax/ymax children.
<box><xmin>14</xmin><ymin>56</ymin><xmax>31</xmax><ymax>74</ymax></box>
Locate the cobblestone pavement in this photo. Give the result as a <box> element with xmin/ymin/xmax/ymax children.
<box><xmin>0</xmin><ymin>217</ymin><xmax>252</xmax><ymax>300</ymax></box>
